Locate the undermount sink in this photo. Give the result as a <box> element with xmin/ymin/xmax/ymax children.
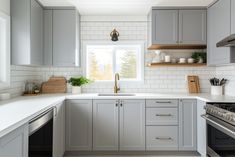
<box><xmin>98</xmin><ymin>93</ymin><xmax>136</xmax><ymax>96</ymax></box>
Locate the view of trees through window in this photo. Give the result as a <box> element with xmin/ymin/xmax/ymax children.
<box><xmin>86</xmin><ymin>45</ymin><xmax>141</xmax><ymax>81</ymax></box>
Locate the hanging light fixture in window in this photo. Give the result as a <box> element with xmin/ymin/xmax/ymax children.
<box><xmin>110</xmin><ymin>28</ymin><xmax>119</xmax><ymax>41</ymax></box>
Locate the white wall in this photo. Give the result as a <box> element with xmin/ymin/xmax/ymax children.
<box><xmin>0</xmin><ymin>0</ymin><xmax>10</xmax><ymax>15</ymax></box>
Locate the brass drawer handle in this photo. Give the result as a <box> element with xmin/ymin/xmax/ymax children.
<box><xmin>155</xmin><ymin>137</ymin><xmax>172</xmax><ymax>140</ymax></box>
<box><xmin>155</xmin><ymin>114</ymin><xmax>172</xmax><ymax>117</ymax></box>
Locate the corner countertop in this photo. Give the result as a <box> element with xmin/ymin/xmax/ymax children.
<box><xmin>1</xmin><ymin>93</ymin><xmax>235</xmax><ymax>138</ymax></box>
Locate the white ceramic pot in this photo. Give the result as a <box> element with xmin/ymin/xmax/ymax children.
<box><xmin>72</xmin><ymin>86</ymin><xmax>82</xmax><ymax>94</ymax></box>
<box><xmin>211</xmin><ymin>86</ymin><xmax>223</xmax><ymax>95</ymax></box>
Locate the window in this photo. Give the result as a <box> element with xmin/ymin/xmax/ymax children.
<box><xmin>85</xmin><ymin>42</ymin><xmax>144</xmax><ymax>82</ymax></box>
<box><xmin>0</xmin><ymin>11</ymin><xmax>10</xmax><ymax>89</ymax></box>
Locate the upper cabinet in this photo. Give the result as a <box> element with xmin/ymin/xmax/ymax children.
<box><xmin>232</xmin><ymin>0</ymin><xmax>235</xmax><ymax>34</ymax></box>
<box><xmin>148</xmin><ymin>7</ymin><xmax>207</xmax><ymax>50</ymax></box>
<box><xmin>44</xmin><ymin>8</ymin><xmax>80</xmax><ymax>67</ymax></box>
<box><xmin>151</xmin><ymin>10</ymin><xmax>179</xmax><ymax>45</ymax></box>
<box><xmin>179</xmin><ymin>10</ymin><xmax>207</xmax><ymax>45</ymax></box>
<box><xmin>11</xmin><ymin>0</ymin><xmax>80</xmax><ymax>67</ymax></box>
<box><xmin>11</xmin><ymin>0</ymin><xmax>44</xmax><ymax>65</ymax></box>
<box><xmin>207</xmin><ymin>0</ymin><xmax>231</xmax><ymax>65</ymax></box>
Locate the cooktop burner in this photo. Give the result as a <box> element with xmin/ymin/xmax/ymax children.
<box><xmin>212</xmin><ymin>103</ymin><xmax>235</xmax><ymax>112</ymax></box>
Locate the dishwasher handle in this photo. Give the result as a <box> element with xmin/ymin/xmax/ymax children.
<box><xmin>29</xmin><ymin>108</ymin><xmax>54</xmax><ymax>136</ymax></box>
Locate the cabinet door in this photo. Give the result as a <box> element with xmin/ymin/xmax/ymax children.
<box><xmin>30</xmin><ymin>0</ymin><xmax>43</xmax><ymax>65</ymax></box>
<box><xmin>207</xmin><ymin>0</ymin><xmax>231</xmax><ymax>65</ymax></box>
<box><xmin>66</xmin><ymin>100</ymin><xmax>92</xmax><ymax>151</ymax></box>
<box><xmin>53</xmin><ymin>9</ymin><xmax>77</xmax><ymax>67</ymax></box>
<box><xmin>0</xmin><ymin>124</ymin><xmax>28</xmax><ymax>157</ymax></box>
<box><xmin>232</xmin><ymin>0</ymin><xmax>235</xmax><ymax>34</ymax></box>
<box><xmin>93</xmin><ymin>100</ymin><xmax>119</xmax><ymax>151</ymax></box>
<box><xmin>197</xmin><ymin>100</ymin><xmax>207</xmax><ymax>157</ymax></box>
<box><xmin>179</xmin><ymin>99</ymin><xmax>197</xmax><ymax>151</ymax></box>
<box><xmin>152</xmin><ymin>10</ymin><xmax>178</xmax><ymax>44</ymax></box>
<box><xmin>179</xmin><ymin>10</ymin><xmax>206</xmax><ymax>44</ymax></box>
<box><xmin>43</xmin><ymin>10</ymin><xmax>53</xmax><ymax>66</ymax></box>
<box><xmin>53</xmin><ymin>102</ymin><xmax>65</xmax><ymax>157</ymax></box>
<box><xmin>119</xmin><ymin>100</ymin><xmax>145</xmax><ymax>151</ymax></box>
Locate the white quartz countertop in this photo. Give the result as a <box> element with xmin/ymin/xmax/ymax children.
<box><xmin>1</xmin><ymin>93</ymin><xmax>235</xmax><ymax>138</ymax></box>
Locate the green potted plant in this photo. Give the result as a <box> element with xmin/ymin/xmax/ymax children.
<box><xmin>191</xmin><ymin>52</ymin><xmax>207</xmax><ymax>63</ymax></box>
<box><xmin>68</xmin><ymin>76</ymin><xmax>92</xmax><ymax>94</ymax></box>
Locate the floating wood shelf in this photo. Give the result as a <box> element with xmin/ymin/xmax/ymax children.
<box><xmin>148</xmin><ymin>44</ymin><xmax>207</xmax><ymax>50</ymax></box>
<box><xmin>148</xmin><ymin>63</ymin><xmax>207</xmax><ymax>67</ymax></box>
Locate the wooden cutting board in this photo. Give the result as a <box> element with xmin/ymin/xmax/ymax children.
<box><xmin>187</xmin><ymin>75</ymin><xmax>200</xmax><ymax>93</ymax></box>
<box><xmin>42</xmin><ymin>76</ymin><xmax>67</xmax><ymax>93</ymax></box>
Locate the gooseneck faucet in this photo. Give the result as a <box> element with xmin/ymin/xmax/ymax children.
<box><xmin>114</xmin><ymin>73</ymin><xmax>120</xmax><ymax>93</ymax></box>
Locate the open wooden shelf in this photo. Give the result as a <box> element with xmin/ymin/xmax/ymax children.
<box><xmin>147</xmin><ymin>63</ymin><xmax>207</xmax><ymax>67</ymax></box>
<box><xmin>148</xmin><ymin>44</ymin><xmax>207</xmax><ymax>50</ymax></box>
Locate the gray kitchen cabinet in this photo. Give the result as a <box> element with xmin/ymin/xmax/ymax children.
<box><xmin>197</xmin><ymin>100</ymin><xmax>207</xmax><ymax>157</ymax></box>
<box><xmin>52</xmin><ymin>9</ymin><xmax>79</xmax><ymax>67</ymax></box>
<box><xmin>179</xmin><ymin>99</ymin><xmax>197</xmax><ymax>151</ymax></box>
<box><xmin>151</xmin><ymin>10</ymin><xmax>179</xmax><ymax>44</ymax></box>
<box><xmin>0</xmin><ymin>124</ymin><xmax>28</xmax><ymax>157</ymax></box>
<box><xmin>146</xmin><ymin>126</ymin><xmax>178</xmax><ymax>151</ymax></box>
<box><xmin>53</xmin><ymin>102</ymin><xmax>65</xmax><ymax>157</ymax></box>
<box><xmin>207</xmin><ymin>0</ymin><xmax>231</xmax><ymax>65</ymax></box>
<box><xmin>66</xmin><ymin>100</ymin><xmax>92</xmax><ymax>151</ymax></box>
<box><xmin>43</xmin><ymin>9</ymin><xmax>53</xmax><ymax>66</ymax></box>
<box><xmin>232</xmin><ymin>0</ymin><xmax>235</xmax><ymax>34</ymax></box>
<box><xmin>146</xmin><ymin>107</ymin><xmax>178</xmax><ymax>125</ymax></box>
<box><xmin>119</xmin><ymin>100</ymin><xmax>145</xmax><ymax>151</ymax></box>
<box><xmin>179</xmin><ymin>10</ymin><xmax>206</xmax><ymax>44</ymax></box>
<box><xmin>11</xmin><ymin>0</ymin><xmax>43</xmax><ymax>66</ymax></box>
<box><xmin>148</xmin><ymin>8</ymin><xmax>206</xmax><ymax>47</ymax></box>
<box><xmin>93</xmin><ymin>100</ymin><xmax>119</xmax><ymax>151</ymax></box>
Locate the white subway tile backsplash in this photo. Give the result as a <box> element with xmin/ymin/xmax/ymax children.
<box><xmin>0</xmin><ymin>17</ymin><xmax>220</xmax><ymax>97</ymax></box>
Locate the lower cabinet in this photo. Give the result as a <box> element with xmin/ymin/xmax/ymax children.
<box><xmin>197</xmin><ymin>100</ymin><xmax>207</xmax><ymax>157</ymax></box>
<box><xmin>179</xmin><ymin>99</ymin><xmax>197</xmax><ymax>151</ymax></box>
<box><xmin>53</xmin><ymin>101</ymin><xmax>65</xmax><ymax>157</ymax></box>
<box><xmin>0</xmin><ymin>124</ymin><xmax>28</xmax><ymax>157</ymax></box>
<box><xmin>146</xmin><ymin>126</ymin><xmax>178</xmax><ymax>150</ymax></box>
<box><xmin>93</xmin><ymin>100</ymin><xmax>119</xmax><ymax>151</ymax></box>
<box><xmin>119</xmin><ymin>100</ymin><xmax>145</xmax><ymax>151</ymax></box>
<box><xmin>146</xmin><ymin>99</ymin><xmax>179</xmax><ymax>151</ymax></box>
<box><xmin>93</xmin><ymin>99</ymin><xmax>145</xmax><ymax>151</ymax></box>
<box><xmin>66</xmin><ymin>100</ymin><xmax>93</xmax><ymax>151</ymax></box>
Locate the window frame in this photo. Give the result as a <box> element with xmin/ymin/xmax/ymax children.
<box><xmin>82</xmin><ymin>41</ymin><xmax>145</xmax><ymax>84</ymax></box>
<box><xmin>0</xmin><ymin>11</ymin><xmax>10</xmax><ymax>89</ymax></box>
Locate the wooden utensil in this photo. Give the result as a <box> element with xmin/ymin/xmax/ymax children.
<box><xmin>187</xmin><ymin>75</ymin><xmax>200</xmax><ymax>93</ymax></box>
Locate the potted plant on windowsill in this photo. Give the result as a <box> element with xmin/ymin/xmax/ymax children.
<box><xmin>68</xmin><ymin>76</ymin><xmax>92</xmax><ymax>94</ymax></box>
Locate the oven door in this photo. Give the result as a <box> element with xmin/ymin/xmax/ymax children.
<box><xmin>202</xmin><ymin>114</ymin><xmax>235</xmax><ymax>157</ymax></box>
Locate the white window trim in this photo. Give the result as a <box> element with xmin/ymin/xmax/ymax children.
<box><xmin>82</xmin><ymin>41</ymin><xmax>145</xmax><ymax>85</ymax></box>
<box><xmin>0</xmin><ymin>11</ymin><xmax>10</xmax><ymax>89</ymax></box>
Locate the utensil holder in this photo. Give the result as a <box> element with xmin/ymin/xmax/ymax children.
<box><xmin>211</xmin><ymin>86</ymin><xmax>223</xmax><ymax>95</ymax></box>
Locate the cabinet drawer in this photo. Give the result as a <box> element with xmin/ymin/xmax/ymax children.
<box><xmin>146</xmin><ymin>108</ymin><xmax>178</xmax><ymax>125</ymax></box>
<box><xmin>146</xmin><ymin>126</ymin><xmax>178</xmax><ymax>151</ymax></box>
<box><xmin>146</xmin><ymin>99</ymin><xmax>178</xmax><ymax>107</ymax></box>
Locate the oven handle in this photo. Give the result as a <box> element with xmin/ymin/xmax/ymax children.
<box><xmin>201</xmin><ymin>114</ymin><xmax>235</xmax><ymax>139</ymax></box>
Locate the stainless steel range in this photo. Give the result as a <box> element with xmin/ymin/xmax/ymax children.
<box><xmin>202</xmin><ymin>103</ymin><xmax>235</xmax><ymax>157</ymax></box>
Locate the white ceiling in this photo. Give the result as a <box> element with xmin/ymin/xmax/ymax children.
<box><xmin>39</xmin><ymin>0</ymin><xmax>215</xmax><ymax>15</ymax></box>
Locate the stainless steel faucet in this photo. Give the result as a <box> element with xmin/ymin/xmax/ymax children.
<box><xmin>114</xmin><ymin>73</ymin><xmax>120</xmax><ymax>93</ymax></box>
